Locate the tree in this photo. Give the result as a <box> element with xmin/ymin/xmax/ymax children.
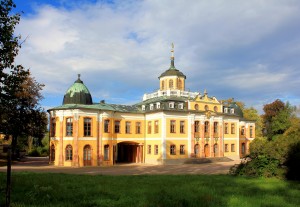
<box><xmin>230</xmin><ymin>99</ymin><xmax>300</xmax><ymax>180</ymax></box>
<box><xmin>262</xmin><ymin>99</ymin><xmax>293</xmax><ymax>140</ymax></box>
<box><xmin>0</xmin><ymin>0</ymin><xmax>47</xmax><ymax>157</ymax></box>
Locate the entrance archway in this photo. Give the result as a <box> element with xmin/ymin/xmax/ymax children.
<box><xmin>83</xmin><ymin>145</ymin><xmax>92</xmax><ymax>166</ymax></box>
<box><xmin>204</xmin><ymin>144</ymin><xmax>210</xmax><ymax>157</ymax></box>
<box><xmin>117</xmin><ymin>142</ymin><xmax>142</xmax><ymax>163</ymax></box>
<box><xmin>50</xmin><ymin>144</ymin><xmax>55</xmax><ymax>162</ymax></box>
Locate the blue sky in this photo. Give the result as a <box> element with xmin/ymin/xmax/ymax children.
<box><xmin>12</xmin><ymin>0</ymin><xmax>300</xmax><ymax>113</ymax></box>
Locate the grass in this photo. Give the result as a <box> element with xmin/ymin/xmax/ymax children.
<box><xmin>0</xmin><ymin>173</ymin><xmax>300</xmax><ymax>207</ymax></box>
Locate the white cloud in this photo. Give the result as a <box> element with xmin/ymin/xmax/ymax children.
<box><xmin>13</xmin><ymin>0</ymin><xmax>300</xmax><ymax>111</ymax></box>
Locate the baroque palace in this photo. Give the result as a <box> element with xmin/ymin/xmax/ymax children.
<box><xmin>48</xmin><ymin>45</ymin><xmax>255</xmax><ymax>167</ymax></box>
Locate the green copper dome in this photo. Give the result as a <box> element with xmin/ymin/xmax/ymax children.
<box><xmin>63</xmin><ymin>75</ymin><xmax>93</xmax><ymax>105</ymax></box>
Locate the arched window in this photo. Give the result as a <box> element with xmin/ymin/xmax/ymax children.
<box><xmin>195</xmin><ymin>104</ymin><xmax>199</xmax><ymax>110</ymax></box>
<box><xmin>83</xmin><ymin>145</ymin><xmax>92</xmax><ymax>166</ymax></box>
<box><xmin>178</xmin><ymin>79</ymin><xmax>182</xmax><ymax>89</ymax></box>
<box><xmin>169</xmin><ymin>79</ymin><xmax>173</xmax><ymax>89</ymax></box>
<box><xmin>204</xmin><ymin>144</ymin><xmax>210</xmax><ymax>157</ymax></box>
<box><xmin>161</xmin><ymin>80</ymin><xmax>165</xmax><ymax>90</ymax></box>
<box><xmin>194</xmin><ymin>144</ymin><xmax>199</xmax><ymax>155</ymax></box>
<box><xmin>65</xmin><ymin>145</ymin><xmax>73</xmax><ymax>161</ymax></box>
<box><xmin>50</xmin><ymin>144</ymin><xmax>55</xmax><ymax>162</ymax></box>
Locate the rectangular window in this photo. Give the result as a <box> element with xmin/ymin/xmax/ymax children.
<box><xmin>250</xmin><ymin>126</ymin><xmax>253</xmax><ymax>138</ymax></box>
<box><xmin>65</xmin><ymin>145</ymin><xmax>73</xmax><ymax>161</ymax></box>
<box><xmin>154</xmin><ymin>145</ymin><xmax>158</xmax><ymax>155</ymax></box>
<box><xmin>66</xmin><ymin>118</ymin><xmax>73</xmax><ymax>136</ymax></box>
<box><xmin>204</xmin><ymin>121</ymin><xmax>209</xmax><ymax>133</ymax></box>
<box><xmin>194</xmin><ymin>121</ymin><xmax>200</xmax><ymax>132</ymax></box>
<box><xmin>150</xmin><ymin>104</ymin><xmax>154</xmax><ymax>110</ymax></box>
<box><xmin>154</xmin><ymin>120</ymin><xmax>159</xmax><ymax>133</ymax></box>
<box><xmin>51</xmin><ymin>118</ymin><xmax>56</xmax><ymax>137</ymax></box>
<box><xmin>147</xmin><ymin>145</ymin><xmax>151</xmax><ymax>154</ymax></box>
<box><xmin>213</xmin><ymin>122</ymin><xmax>218</xmax><ymax>134</ymax></box>
<box><xmin>231</xmin><ymin>144</ymin><xmax>235</xmax><ymax>152</ymax></box>
<box><xmin>241</xmin><ymin>126</ymin><xmax>245</xmax><ymax>135</ymax></box>
<box><xmin>125</xmin><ymin>121</ymin><xmax>131</xmax><ymax>134</ymax></box>
<box><xmin>225</xmin><ymin>123</ymin><xmax>228</xmax><ymax>134</ymax></box>
<box><xmin>180</xmin><ymin>121</ymin><xmax>185</xmax><ymax>133</ymax></box>
<box><xmin>104</xmin><ymin>145</ymin><xmax>109</xmax><ymax>161</ymax></box>
<box><xmin>115</xmin><ymin>120</ymin><xmax>120</xmax><ymax>133</ymax></box>
<box><xmin>104</xmin><ymin>120</ymin><xmax>110</xmax><ymax>133</ymax></box>
<box><xmin>170</xmin><ymin>120</ymin><xmax>176</xmax><ymax>133</ymax></box>
<box><xmin>156</xmin><ymin>102</ymin><xmax>161</xmax><ymax>109</ymax></box>
<box><xmin>231</xmin><ymin>123</ymin><xmax>235</xmax><ymax>134</ymax></box>
<box><xmin>180</xmin><ymin>145</ymin><xmax>185</xmax><ymax>155</ymax></box>
<box><xmin>170</xmin><ymin>145</ymin><xmax>176</xmax><ymax>155</ymax></box>
<box><xmin>148</xmin><ymin>121</ymin><xmax>152</xmax><ymax>134</ymax></box>
<box><xmin>84</xmin><ymin>118</ymin><xmax>92</xmax><ymax>136</ymax></box>
<box><xmin>136</xmin><ymin>122</ymin><xmax>141</xmax><ymax>134</ymax></box>
<box><xmin>225</xmin><ymin>144</ymin><xmax>229</xmax><ymax>152</ymax></box>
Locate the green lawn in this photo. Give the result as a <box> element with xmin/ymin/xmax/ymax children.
<box><xmin>0</xmin><ymin>173</ymin><xmax>300</xmax><ymax>207</ymax></box>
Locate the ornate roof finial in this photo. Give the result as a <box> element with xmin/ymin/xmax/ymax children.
<box><xmin>204</xmin><ymin>89</ymin><xmax>207</xmax><ymax>95</ymax></box>
<box><xmin>75</xmin><ymin>74</ymin><xmax>83</xmax><ymax>83</ymax></box>
<box><xmin>171</xmin><ymin>43</ymin><xmax>174</xmax><ymax>59</ymax></box>
<box><xmin>170</xmin><ymin>43</ymin><xmax>175</xmax><ymax>69</ymax></box>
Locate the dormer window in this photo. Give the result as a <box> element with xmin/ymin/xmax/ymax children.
<box><xmin>230</xmin><ymin>108</ymin><xmax>235</xmax><ymax>114</ymax></box>
<box><xmin>169</xmin><ymin>102</ymin><xmax>174</xmax><ymax>109</ymax></box>
<box><xmin>178</xmin><ymin>103</ymin><xmax>183</xmax><ymax>109</ymax></box>
<box><xmin>156</xmin><ymin>102</ymin><xmax>161</xmax><ymax>109</ymax></box>
<box><xmin>142</xmin><ymin>105</ymin><xmax>145</xmax><ymax>111</ymax></box>
<box><xmin>224</xmin><ymin>108</ymin><xmax>228</xmax><ymax>113</ymax></box>
<box><xmin>150</xmin><ymin>104</ymin><xmax>154</xmax><ymax>110</ymax></box>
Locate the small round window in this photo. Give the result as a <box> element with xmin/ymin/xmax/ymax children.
<box><xmin>205</xmin><ymin>105</ymin><xmax>209</xmax><ymax>111</ymax></box>
<box><xmin>214</xmin><ymin>106</ymin><xmax>218</xmax><ymax>112</ymax></box>
<box><xmin>195</xmin><ymin>104</ymin><xmax>199</xmax><ymax>110</ymax></box>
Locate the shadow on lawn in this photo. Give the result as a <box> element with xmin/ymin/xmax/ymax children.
<box><xmin>0</xmin><ymin>173</ymin><xmax>300</xmax><ymax>207</ymax></box>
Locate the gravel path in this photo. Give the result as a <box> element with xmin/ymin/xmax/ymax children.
<box><xmin>0</xmin><ymin>157</ymin><xmax>240</xmax><ymax>175</ymax></box>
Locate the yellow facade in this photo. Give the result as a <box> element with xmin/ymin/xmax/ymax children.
<box><xmin>48</xmin><ymin>45</ymin><xmax>255</xmax><ymax>166</ymax></box>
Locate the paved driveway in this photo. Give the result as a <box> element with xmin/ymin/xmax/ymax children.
<box><xmin>0</xmin><ymin>157</ymin><xmax>240</xmax><ymax>175</ymax></box>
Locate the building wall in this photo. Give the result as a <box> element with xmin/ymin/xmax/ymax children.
<box><xmin>49</xmin><ymin>109</ymin><xmax>255</xmax><ymax>167</ymax></box>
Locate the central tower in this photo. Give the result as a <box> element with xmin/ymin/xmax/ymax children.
<box><xmin>158</xmin><ymin>43</ymin><xmax>186</xmax><ymax>91</ymax></box>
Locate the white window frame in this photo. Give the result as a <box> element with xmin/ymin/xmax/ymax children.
<box><xmin>178</xmin><ymin>103</ymin><xmax>183</xmax><ymax>109</ymax></box>
<box><xmin>169</xmin><ymin>102</ymin><xmax>174</xmax><ymax>109</ymax></box>
<box><xmin>142</xmin><ymin>105</ymin><xmax>145</xmax><ymax>111</ymax></box>
<box><xmin>224</xmin><ymin>108</ymin><xmax>228</xmax><ymax>113</ymax></box>
<box><xmin>156</xmin><ymin>102</ymin><xmax>160</xmax><ymax>109</ymax></box>
<box><xmin>150</xmin><ymin>104</ymin><xmax>154</xmax><ymax>110</ymax></box>
<box><xmin>230</xmin><ymin>108</ymin><xmax>235</xmax><ymax>114</ymax></box>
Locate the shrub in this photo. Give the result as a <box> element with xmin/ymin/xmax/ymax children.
<box><xmin>285</xmin><ymin>141</ymin><xmax>300</xmax><ymax>180</ymax></box>
<box><xmin>28</xmin><ymin>149</ymin><xmax>41</xmax><ymax>157</ymax></box>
